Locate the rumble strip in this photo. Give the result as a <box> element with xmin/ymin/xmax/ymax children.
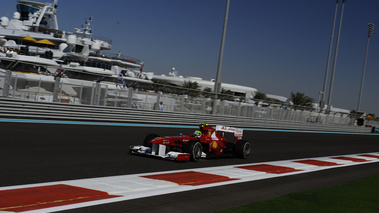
<box><xmin>1</xmin><ymin>152</ymin><xmax>378</xmax><ymax>212</ymax></box>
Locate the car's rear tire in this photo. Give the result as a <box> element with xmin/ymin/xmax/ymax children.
<box><xmin>143</xmin><ymin>134</ymin><xmax>159</xmax><ymax>147</ymax></box>
<box><xmin>185</xmin><ymin>140</ymin><xmax>202</xmax><ymax>162</ymax></box>
<box><xmin>234</xmin><ymin>140</ymin><xmax>251</xmax><ymax>159</ymax></box>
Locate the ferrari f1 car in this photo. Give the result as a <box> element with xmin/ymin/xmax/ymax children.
<box><xmin>129</xmin><ymin>123</ymin><xmax>251</xmax><ymax>162</ymax></box>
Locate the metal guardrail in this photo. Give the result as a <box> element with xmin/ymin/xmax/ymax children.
<box><xmin>0</xmin><ymin>98</ymin><xmax>372</xmax><ymax>133</ymax></box>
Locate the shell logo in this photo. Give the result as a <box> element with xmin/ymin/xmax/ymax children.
<box><xmin>212</xmin><ymin>141</ymin><xmax>218</xmax><ymax>149</ymax></box>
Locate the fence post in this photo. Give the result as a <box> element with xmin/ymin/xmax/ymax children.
<box><xmin>237</xmin><ymin>101</ymin><xmax>242</xmax><ymax>116</ymax></box>
<box><xmin>58</xmin><ymin>81</ymin><xmax>63</xmax><ymax>102</ymax></box>
<box><xmin>79</xmin><ymin>84</ymin><xmax>84</xmax><ymax>104</ymax></box>
<box><xmin>35</xmin><ymin>78</ymin><xmax>41</xmax><ymax>101</ymax></box>
<box><xmin>97</xmin><ymin>83</ymin><xmax>102</xmax><ymax>106</ymax></box>
<box><xmin>278</xmin><ymin>108</ymin><xmax>282</xmax><ymax>120</ymax></box>
<box><xmin>3</xmin><ymin>69</ymin><xmax>12</xmax><ymax>98</ymax></box>
<box><xmin>190</xmin><ymin>97</ymin><xmax>195</xmax><ymax>113</ymax></box>
<box><xmin>155</xmin><ymin>91</ymin><xmax>162</xmax><ymax>110</ymax></box>
<box><xmin>202</xmin><ymin>98</ymin><xmax>206</xmax><ymax>114</ymax></box>
<box><xmin>90</xmin><ymin>83</ymin><xmax>95</xmax><ymax>105</ymax></box>
<box><xmin>114</xmin><ymin>89</ymin><xmax>119</xmax><ymax>107</ymax></box>
<box><xmin>219</xmin><ymin>100</ymin><xmax>225</xmax><ymax>115</ymax></box>
<box><xmin>103</xmin><ymin>85</ymin><xmax>108</xmax><ymax>106</ymax></box>
<box><xmin>13</xmin><ymin>75</ymin><xmax>18</xmax><ymax>98</ymax></box>
<box><xmin>127</xmin><ymin>88</ymin><xmax>133</xmax><ymax>108</ymax></box>
<box><xmin>180</xmin><ymin>95</ymin><xmax>185</xmax><ymax>112</ymax></box>
<box><xmin>53</xmin><ymin>76</ymin><xmax>60</xmax><ymax>102</ymax></box>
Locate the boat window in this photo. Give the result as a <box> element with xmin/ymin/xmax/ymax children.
<box><xmin>16</xmin><ymin>4</ymin><xmax>38</xmax><ymax>21</ymax></box>
<box><xmin>82</xmin><ymin>60</ymin><xmax>111</xmax><ymax>70</ymax></box>
<box><xmin>40</xmin><ymin>17</ymin><xmax>48</xmax><ymax>26</ymax></box>
<box><xmin>74</xmin><ymin>45</ymin><xmax>84</xmax><ymax>53</ymax></box>
<box><xmin>235</xmin><ymin>92</ymin><xmax>244</xmax><ymax>97</ymax></box>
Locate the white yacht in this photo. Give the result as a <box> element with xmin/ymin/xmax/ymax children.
<box><xmin>153</xmin><ymin>68</ymin><xmax>258</xmax><ymax>101</ymax></box>
<box><xmin>0</xmin><ymin>0</ymin><xmax>153</xmax><ymax>104</ymax></box>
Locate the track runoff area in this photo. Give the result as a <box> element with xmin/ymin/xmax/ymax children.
<box><xmin>0</xmin><ymin>152</ymin><xmax>378</xmax><ymax>212</ymax></box>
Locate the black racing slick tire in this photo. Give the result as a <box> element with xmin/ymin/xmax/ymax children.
<box><xmin>143</xmin><ymin>134</ymin><xmax>159</xmax><ymax>147</ymax></box>
<box><xmin>234</xmin><ymin>140</ymin><xmax>251</xmax><ymax>159</ymax></box>
<box><xmin>185</xmin><ymin>140</ymin><xmax>202</xmax><ymax>162</ymax></box>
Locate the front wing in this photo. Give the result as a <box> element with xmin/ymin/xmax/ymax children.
<box><xmin>129</xmin><ymin>144</ymin><xmax>206</xmax><ymax>161</ymax></box>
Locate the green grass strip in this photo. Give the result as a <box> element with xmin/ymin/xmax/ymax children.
<box><xmin>215</xmin><ymin>175</ymin><xmax>379</xmax><ymax>213</ymax></box>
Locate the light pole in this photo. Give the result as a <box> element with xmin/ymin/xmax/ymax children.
<box><xmin>320</xmin><ymin>0</ymin><xmax>339</xmax><ymax>112</ymax></box>
<box><xmin>357</xmin><ymin>23</ymin><xmax>375</xmax><ymax>111</ymax></box>
<box><xmin>212</xmin><ymin>0</ymin><xmax>230</xmax><ymax>114</ymax></box>
<box><xmin>326</xmin><ymin>0</ymin><xmax>349</xmax><ymax>113</ymax></box>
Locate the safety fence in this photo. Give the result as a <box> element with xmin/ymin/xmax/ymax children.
<box><xmin>0</xmin><ymin>72</ymin><xmax>376</xmax><ymax>130</ymax></box>
<box><xmin>0</xmin><ymin>97</ymin><xmax>373</xmax><ymax>133</ymax></box>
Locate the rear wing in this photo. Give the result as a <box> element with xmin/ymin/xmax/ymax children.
<box><xmin>215</xmin><ymin>125</ymin><xmax>243</xmax><ymax>137</ymax></box>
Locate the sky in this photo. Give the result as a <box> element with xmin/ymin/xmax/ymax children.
<box><xmin>1</xmin><ymin>0</ymin><xmax>379</xmax><ymax>115</ymax></box>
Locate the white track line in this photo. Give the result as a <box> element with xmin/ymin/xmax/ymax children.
<box><xmin>1</xmin><ymin>152</ymin><xmax>378</xmax><ymax>213</ymax></box>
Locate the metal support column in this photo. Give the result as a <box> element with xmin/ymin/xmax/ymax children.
<box><xmin>326</xmin><ymin>0</ymin><xmax>348</xmax><ymax>113</ymax></box>
<box><xmin>320</xmin><ymin>0</ymin><xmax>339</xmax><ymax>111</ymax></box>
<box><xmin>357</xmin><ymin>23</ymin><xmax>375</xmax><ymax>111</ymax></box>
<box><xmin>212</xmin><ymin>0</ymin><xmax>230</xmax><ymax>114</ymax></box>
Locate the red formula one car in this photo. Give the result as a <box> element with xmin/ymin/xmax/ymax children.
<box><xmin>129</xmin><ymin>123</ymin><xmax>251</xmax><ymax>162</ymax></box>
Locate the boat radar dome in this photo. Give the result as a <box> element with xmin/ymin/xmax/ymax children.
<box><xmin>0</xmin><ymin>17</ymin><xmax>9</xmax><ymax>27</ymax></box>
<box><xmin>59</xmin><ymin>43</ymin><xmax>68</xmax><ymax>51</ymax></box>
<box><xmin>0</xmin><ymin>38</ymin><xmax>6</xmax><ymax>46</ymax></box>
<box><xmin>91</xmin><ymin>40</ymin><xmax>101</xmax><ymax>51</ymax></box>
<box><xmin>67</xmin><ymin>35</ymin><xmax>77</xmax><ymax>45</ymax></box>
<box><xmin>13</xmin><ymin>12</ymin><xmax>20</xmax><ymax>20</ymax></box>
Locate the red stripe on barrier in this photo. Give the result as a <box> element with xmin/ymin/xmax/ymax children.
<box><xmin>331</xmin><ymin>156</ymin><xmax>369</xmax><ymax>162</ymax></box>
<box><xmin>142</xmin><ymin>171</ymin><xmax>238</xmax><ymax>186</ymax></box>
<box><xmin>235</xmin><ymin>164</ymin><xmax>302</xmax><ymax>174</ymax></box>
<box><xmin>294</xmin><ymin>159</ymin><xmax>340</xmax><ymax>166</ymax></box>
<box><xmin>0</xmin><ymin>184</ymin><xmax>120</xmax><ymax>212</ymax></box>
<box><xmin>359</xmin><ymin>154</ymin><xmax>379</xmax><ymax>159</ymax></box>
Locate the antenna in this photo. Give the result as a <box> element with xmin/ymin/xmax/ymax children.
<box><xmin>74</xmin><ymin>17</ymin><xmax>93</xmax><ymax>38</ymax></box>
<box><xmin>169</xmin><ymin>67</ymin><xmax>178</xmax><ymax>77</ymax></box>
<box><xmin>53</xmin><ymin>0</ymin><xmax>58</xmax><ymax>9</ymax></box>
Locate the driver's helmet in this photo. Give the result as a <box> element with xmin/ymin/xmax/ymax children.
<box><xmin>193</xmin><ymin>130</ymin><xmax>202</xmax><ymax>138</ymax></box>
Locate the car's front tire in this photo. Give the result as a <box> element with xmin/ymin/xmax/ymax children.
<box><xmin>185</xmin><ymin>140</ymin><xmax>202</xmax><ymax>162</ymax></box>
<box><xmin>143</xmin><ymin>134</ymin><xmax>159</xmax><ymax>147</ymax></box>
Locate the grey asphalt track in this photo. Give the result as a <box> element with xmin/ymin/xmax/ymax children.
<box><xmin>1</xmin><ymin>121</ymin><xmax>378</xmax><ymax>212</ymax></box>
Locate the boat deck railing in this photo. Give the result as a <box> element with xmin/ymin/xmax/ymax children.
<box><xmin>89</xmin><ymin>52</ymin><xmax>142</xmax><ymax>65</ymax></box>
